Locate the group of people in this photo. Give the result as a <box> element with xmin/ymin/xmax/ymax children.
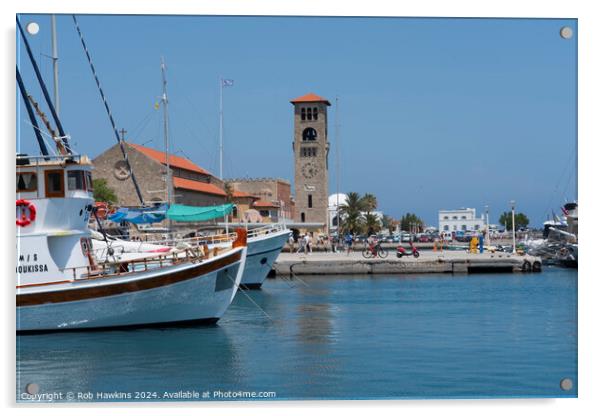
<box><xmin>287</xmin><ymin>232</ymin><xmax>356</xmax><ymax>255</ymax></box>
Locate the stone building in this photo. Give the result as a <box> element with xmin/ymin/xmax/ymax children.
<box><xmin>93</xmin><ymin>143</ymin><xmax>227</xmax><ymax>207</ymax></box>
<box><xmin>291</xmin><ymin>93</ymin><xmax>330</xmax><ymax>232</ymax></box>
<box><xmin>227</xmin><ymin>178</ymin><xmax>294</xmax><ymax>222</ymax></box>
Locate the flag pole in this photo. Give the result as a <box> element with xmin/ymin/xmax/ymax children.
<box><xmin>219</xmin><ymin>76</ymin><xmax>224</xmax><ymax>180</ymax></box>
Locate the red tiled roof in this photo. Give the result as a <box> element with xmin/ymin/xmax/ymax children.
<box><xmin>253</xmin><ymin>200</ymin><xmax>280</xmax><ymax>208</ymax></box>
<box><xmin>290</xmin><ymin>92</ymin><xmax>331</xmax><ymax>106</ymax></box>
<box><xmin>129</xmin><ymin>143</ymin><xmax>210</xmax><ymax>175</ymax></box>
<box><xmin>232</xmin><ymin>190</ymin><xmax>259</xmax><ymax>199</ymax></box>
<box><xmin>173</xmin><ymin>177</ymin><xmax>227</xmax><ymax>196</ymax></box>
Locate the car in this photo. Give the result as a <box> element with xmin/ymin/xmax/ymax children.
<box><xmin>400</xmin><ymin>233</ymin><xmax>411</xmax><ymax>242</ymax></box>
<box><xmin>418</xmin><ymin>234</ymin><xmax>430</xmax><ymax>243</ymax></box>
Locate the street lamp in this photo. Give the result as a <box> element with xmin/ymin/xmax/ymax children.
<box><xmin>510</xmin><ymin>200</ymin><xmax>516</xmax><ymax>254</ymax></box>
<box><xmin>484</xmin><ymin>205</ymin><xmax>489</xmax><ymax>242</ymax></box>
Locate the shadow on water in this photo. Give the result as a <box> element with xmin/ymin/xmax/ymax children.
<box><xmin>17</xmin><ymin>323</ymin><xmax>242</xmax><ymax>395</ymax></box>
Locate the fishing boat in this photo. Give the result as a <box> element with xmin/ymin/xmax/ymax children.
<box><xmin>93</xmin><ymin>221</ymin><xmax>290</xmax><ymax>290</ymax></box>
<box><xmin>16</xmin><ymin>18</ymin><xmax>247</xmax><ymax>332</ymax></box>
<box><xmin>16</xmin><ymin>154</ymin><xmax>248</xmax><ymax>332</ymax></box>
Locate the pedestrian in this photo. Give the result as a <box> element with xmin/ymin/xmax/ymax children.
<box><xmin>288</xmin><ymin>234</ymin><xmax>295</xmax><ymax>253</ymax></box>
<box><xmin>304</xmin><ymin>234</ymin><xmax>311</xmax><ymax>254</ymax></box>
<box><xmin>297</xmin><ymin>234</ymin><xmax>305</xmax><ymax>254</ymax></box>
<box><xmin>344</xmin><ymin>233</ymin><xmax>353</xmax><ymax>256</ymax></box>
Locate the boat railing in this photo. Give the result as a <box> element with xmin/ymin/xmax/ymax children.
<box><xmin>64</xmin><ymin>243</ymin><xmax>227</xmax><ymax>282</ymax></box>
<box><xmin>17</xmin><ymin>153</ymin><xmax>84</xmax><ymax>165</ymax></box>
<box><xmin>140</xmin><ymin>222</ymin><xmax>289</xmax><ymax>248</ymax></box>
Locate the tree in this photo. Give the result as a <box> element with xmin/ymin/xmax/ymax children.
<box><xmin>400</xmin><ymin>213</ymin><xmax>424</xmax><ymax>233</ymax></box>
<box><xmin>92</xmin><ymin>178</ymin><xmax>117</xmax><ymax>204</ymax></box>
<box><xmin>339</xmin><ymin>192</ymin><xmax>365</xmax><ymax>235</ymax></box>
<box><xmin>381</xmin><ymin>214</ymin><xmax>399</xmax><ymax>234</ymax></box>
<box><xmin>360</xmin><ymin>193</ymin><xmax>380</xmax><ymax>235</ymax></box>
<box><xmin>364</xmin><ymin>212</ymin><xmax>382</xmax><ymax>235</ymax></box>
<box><xmin>499</xmin><ymin>211</ymin><xmax>529</xmax><ymax>231</ymax></box>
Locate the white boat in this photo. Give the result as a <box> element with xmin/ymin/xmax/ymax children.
<box><xmin>94</xmin><ymin>223</ymin><xmax>291</xmax><ymax>289</ymax></box>
<box><xmin>16</xmin><ymin>154</ymin><xmax>247</xmax><ymax>332</ymax></box>
<box><xmin>237</xmin><ymin>224</ymin><xmax>291</xmax><ymax>289</ymax></box>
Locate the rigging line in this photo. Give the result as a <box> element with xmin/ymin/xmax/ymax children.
<box><xmin>72</xmin><ymin>15</ymin><xmax>145</xmax><ymax>206</ymax></box>
<box><xmin>129</xmin><ymin>109</ymin><xmax>157</xmax><ymax>143</ymax></box>
<box><xmin>168</xmin><ymin>100</ymin><xmax>215</xmax><ymax>170</ymax></box>
<box><xmin>168</xmin><ymin>73</ymin><xmax>217</xmax><ymax>139</ymax></box>
<box><xmin>16</xmin><ymin>66</ymin><xmax>50</xmax><ymax>158</ymax></box>
<box><xmin>540</xmin><ymin>146</ymin><xmax>577</xmax><ymax>222</ymax></box>
<box><xmin>16</xmin><ymin>18</ymin><xmax>70</xmax><ymax>154</ymax></box>
<box><xmin>22</xmin><ymin>120</ymin><xmax>59</xmax><ymax>157</ymax></box>
<box><xmin>224</xmin><ymin>272</ymin><xmax>273</xmax><ymax>321</ymax></box>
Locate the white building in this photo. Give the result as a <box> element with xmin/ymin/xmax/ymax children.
<box><xmin>438</xmin><ymin>208</ymin><xmax>485</xmax><ymax>233</ymax></box>
<box><xmin>328</xmin><ymin>193</ymin><xmax>383</xmax><ymax>234</ymax></box>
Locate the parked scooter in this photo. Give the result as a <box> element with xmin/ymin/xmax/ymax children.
<box><xmin>396</xmin><ymin>241</ymin><xmax>420</xmax><ymax>258</ymax></box>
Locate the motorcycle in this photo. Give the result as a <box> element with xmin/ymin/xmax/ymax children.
<box><xmin>396</xmin><ymin>241</ymin><xmax>420</xmax><ymax>258</ymax></box>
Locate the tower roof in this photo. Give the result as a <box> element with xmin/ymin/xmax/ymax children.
<box><xmin>290</xmin><ymin>92</ymin><xmax>331</xmax><ymax>106</ymax></box>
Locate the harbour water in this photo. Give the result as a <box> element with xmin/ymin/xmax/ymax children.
<box><xmin>17</xmin><ymin>266</ymin><xmax>577</xmax><ymax>401</ymax></box>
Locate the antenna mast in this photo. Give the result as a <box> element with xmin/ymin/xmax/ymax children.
<box><xmin>161</xmin><ymin>57</ymin><xmax>172</xmax><ymax>206</ymax></box>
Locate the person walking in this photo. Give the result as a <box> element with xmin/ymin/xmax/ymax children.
<box><xmin>297</xmin><ymin>234</ymin><xmax>306</xmax><ymax>254</ymax></box>
<box><xmin>344</xmin><ymin>233</ymin><xmax>353</xmax><ymax>256</ymax></box>
<box><xmin>288</xmin><ymin>234</ymin><xmax>295</xmax><ymax>253</ymax></box>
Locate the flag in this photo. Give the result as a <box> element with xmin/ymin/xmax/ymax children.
<box><xmin>222</xmin><ymin>79</ymin><xmax>234</xmax><ymax>87</ymax></box>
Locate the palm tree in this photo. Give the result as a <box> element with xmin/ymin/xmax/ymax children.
<box><xmin>361</xmin><ymin>193</ymin><xmax>380</xmax><ymax>235</ymax></box>
<box><xmin>340</xmin><ymin>192</ymin><xmax>365</xmax><ymax>235</ymax></box>
<box><xmin>364</xmin><ymin>212</ymin><xmax>381</xmax><ymax>235</ymax></box>
<box><xmin>361</xmin><ymin>193</ymin><xmax>377</xmax><ymax>212</ymax></box>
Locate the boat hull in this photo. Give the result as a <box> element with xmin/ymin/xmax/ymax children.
<box><xmin>17</xmin><ymin>248</ymin><xmax>245</xmax><ymax>332</ymax></box>
<box><xmin>240</xmin><ymin>229</ymin><xmax>290</xmax><ymax>289</ymax></box>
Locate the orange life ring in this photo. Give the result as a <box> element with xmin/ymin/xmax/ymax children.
<box><xmin>16</xmin><ymin>199</ymin><xmax>36</xmax><ymax>227</ymax></box>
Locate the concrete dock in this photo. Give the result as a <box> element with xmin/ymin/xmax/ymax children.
<box><xmin>273</xmin><ymin>250</ymin><xmax>542</xmax><ymax>276</ymax></box>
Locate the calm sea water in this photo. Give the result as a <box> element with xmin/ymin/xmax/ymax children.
<box><xmin>16</xmin><ymin>266</ymin><xmax>577</xmax><ymax>401</ymax></box>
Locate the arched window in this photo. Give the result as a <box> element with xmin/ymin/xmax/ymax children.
<box><xmin>302</xmin><ymin>127</ymin><xmax>317</xmax><ymax>141</ymax></box>
<box><xmin>301</xmin><ymin>212</ymin><xmax>306</xmax><ymax>223</ymax></box>
<box><xmin>301</xmin><ymin>108</ymin><xmax>306</xmax><ymax>121</ymax></box>
<box><xmin>313</xmin><ymin>107</ymin><xmax>318</xmax><ymax>120</ymax></box>
<box><xmin>308</xmin><ymin>194</ymin><xmax>313</xmax><ymax>208</ymax></box>
<box><xmin>232</xmin><ymin>206</ymin><xmax>238</xmax><ymax>218</ymax></box>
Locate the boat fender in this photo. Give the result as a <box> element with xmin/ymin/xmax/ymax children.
<box><xmin>16</xmin><ymin>199</ymin><xmax>36</xmax><ymax>227</ymax></box>
<box><xmin>532</xmin><ymin>261</ymin><xmax>542</xmax><ymax>272</ymax></box>
<box><xmin>522</xmin><ymin>260</ymin><xmax>532</xmax><ymax>272</ymax></box>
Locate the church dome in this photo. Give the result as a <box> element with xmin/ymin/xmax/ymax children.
<box><xmin>328</xmin><ymin>193</ymin><xmax>348</xmax><ymax>208</ymax></box>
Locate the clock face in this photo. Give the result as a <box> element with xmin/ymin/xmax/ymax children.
<box><xmin>302</xmin><ymin>162</ymin><xmax>318</xmax><ymax>179</ymax></box>
<box><xmin>113</xmin><ymin>160</ymin><xmax>131</xmax><ymax>181</ymax></box>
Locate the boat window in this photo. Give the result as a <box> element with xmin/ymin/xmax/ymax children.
<box><xmin>85</xmin><ymin>172</ymin><xmax>94</xmax><ymax>191</ymax></box>
<box><xmin>67</xmin><ymin>171</ymin><xmax>86</xmax><ymax>191</ymax></box>
<box><xmin>16</xmin><ymin>172</ymin><xmax>37</xmax><ymax>192</ymax></box>
<box><xmin>45</xmin><ymin>170</ymin><xmax>65</xmax><ymax>198</ymax></box>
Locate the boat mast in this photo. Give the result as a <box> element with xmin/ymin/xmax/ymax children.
<box><xmin>335</xmin><ymin>96</ymin><xmax>341</xmax><ymax>240</ymax></box>
<box><xmin>161</xmin><ymin>57</ymin><xmax>172</xmax><ymax>206</ymax></box>
<box><xmin>219</xmin><ymin>76</ymin><xmax>224</xmax><ymax>180</ymax></box>
<box><xmin>51</xmin><ymin>15</ymin><xmax>59</xmax><ymax>115</ymax></box>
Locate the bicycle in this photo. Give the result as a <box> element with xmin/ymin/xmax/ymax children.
<box><xmin>362</xmin><ymin>242</ymin><xmax>388</xmax><ymax>258</ymax></box>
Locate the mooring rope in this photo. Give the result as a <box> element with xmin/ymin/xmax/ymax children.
<box><xmin>72</xmin><ymin>15</ymin><xmax>146</xmax><ymax>206</ymax></box>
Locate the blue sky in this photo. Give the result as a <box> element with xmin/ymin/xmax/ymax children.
<box><xmin>16</xmin><ymin>15</ymin><xmax>577</xmax><ymax>226</ymax></box>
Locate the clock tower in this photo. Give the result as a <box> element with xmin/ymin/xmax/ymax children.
<box><xmin>291</xmin><ymin>93</ymin><xmax>330</xmax><ymax>231</ymax></box>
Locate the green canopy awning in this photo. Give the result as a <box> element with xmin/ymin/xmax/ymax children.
<box><xmin>167</xmin><ymin>203</ymin><xmax>234</xmax><ymax>222</ymax></box>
